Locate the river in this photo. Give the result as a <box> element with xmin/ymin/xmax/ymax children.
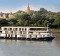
<box><xmin>0</xmin><ymin>34</ymin><xmax>60</xmax><ymax>56</ymax></box>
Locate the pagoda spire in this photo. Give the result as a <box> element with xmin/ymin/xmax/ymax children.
<box><xmin>25</xmin><ymin>3</ymin><xmax>31</xmax><ymax>13</ymax></box>
<box><xmin>28</xmin><ymin>3</ymin><xmax>29</xmax><ymax>8</ymax></box>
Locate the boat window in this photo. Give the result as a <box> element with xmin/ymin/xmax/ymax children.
<box><xmin>41</xmin><ymin>28</ymin><xmax>47</xmax><ymax>31</ymax></box>
<box><xmin>10</xmin><ymin>28</ymin><xmax>12</xmax><ymax>30</ymax></box>
<box><xmin>36</xmin><ymin>28</ymin><xmax>42</xmax><ymax>30</ymax></box>
<box><xmin>13</xmin><ymin>28</ymin><xmax>17</xmax><ymax>31</ymax></box>
<box><xmin>15</xmin><ymin>28</ymin><xmax>17</xmax><ymax>30</ymax></box>
<box><xmin>0</xmin><ymin>31</ymin><xmax>2</xmax><ymax>33</ymax></box>
<box><xmin>30</xmin><ymin>28</ymin><xmax>42</xmax><ymax>30</ymax></box>
<box><xmin>11</xmin><ymin>31</ymin><xmax>13</xmax><ymax>33</ymax></box>
<box><xmin>29</xmin><ymin>32</ymin><xmax>33</xmax><ymax>34</ymax></box>
<box><xmin>4</xmin><ymin>28</ymin><xmax>7</xmax><ymax>30</ymax></box>
<box><xmin>19</xmin><ymin>28</ymin><xmax>21</xmax><ymax>30</ymax></box>
<box><xmin>8</xmin><ymin>34</ymin><xmax>10</xmax><ymax>37</ymax></box>
<box><xmin>30</xmin><ymin>28</ymin><xmax>47</xmax><ymax>31</ymax></box>
<box><xmin>22</xmin><ymin>28</ymin><xmax>24</xmax><ymax>31</ymax></box>
<box><xmin>25</xmin><ymin>28</ymin><xmax>27</xmax><ymax>31</ymax></box>
<box><xmin>30</xmin><ymin>28</ymin><xmax>36</xmax><ymax>30</ymax></box>
<box><xmin>8</xmin><ymin>28</ymin><xmax>12</xmax><ymax>30</ymax></box>
<box><xmin>20</xmin><ymin>31</ymin><xmax>22</xmax><ymax>34</ymax></box>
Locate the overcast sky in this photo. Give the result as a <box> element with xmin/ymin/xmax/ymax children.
<box><xmin>0</xmin><ymin>0</ymin><xmax>60</xmax><ymax>12</ymax></box>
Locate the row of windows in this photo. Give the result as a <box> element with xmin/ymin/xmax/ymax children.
<box><xmin>3</xmin><ymin>28</ymin><xmax>47</xmax><ymax>31</ymax></box>
<box><xmin>4</xmin><ymin>28</ymin><xmax>27</xmax><ymax>31</ymax></box>
<box><xmin>5</xmin><ymin>31</ymin><xmax>26</xmax><ymax>34</ymax></box>
<box><xmin>29</xmin><ymin>28</ymin><xmax>47</xmax><ymax>30</ymax></box>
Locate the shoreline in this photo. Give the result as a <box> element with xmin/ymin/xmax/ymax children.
<box><xmin>51</xmin><ymin>28</ymin><xmax>60</xmax><ymax>38</ymax></box>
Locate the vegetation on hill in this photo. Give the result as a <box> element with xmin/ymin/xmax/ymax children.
<box><xmin>0</xmin><ymin>8</ymin><xmax>60</xmax><ymax>28</ymax></box>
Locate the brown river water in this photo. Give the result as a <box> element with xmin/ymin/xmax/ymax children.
<box><xmin>0</xmin><ymin>33</ymin><xmax>60</xmax><ymax>56</ymax></box>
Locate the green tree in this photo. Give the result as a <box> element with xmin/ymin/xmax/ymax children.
<box><xmin>8</xmin><ymin>19</ymin><xmax>17</xmax><ymax>26</ymax></box>
<box><xmin>0</xmin><ymin>19</ymin><xmax>8</xmax><ymax>26</ymax></box>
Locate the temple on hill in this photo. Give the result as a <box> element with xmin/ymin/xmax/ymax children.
<box><xmin>25</xmin><ymin>3</ymin><xmax>31</xmax><ymax>13</ymax></box>
<box><xmin>0</xmin><ymin>3</ymin><xmax>31</xmax><ymax>19</ymax></box>
<box><xmin>0</xmin><ymin>12</ymin><xmax>15</xmax><ymax>19</ymax></box>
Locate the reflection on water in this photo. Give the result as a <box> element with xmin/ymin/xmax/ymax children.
<box><xmin>0</xmin><ymin>36</ymin><xmax>60</xmax><ymax>56</ymax></box>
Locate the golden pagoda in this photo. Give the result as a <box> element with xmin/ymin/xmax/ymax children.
<box><xmin>25</xmin><ymin>3</ymin><xmax>31</xmax><ymax>13</ymax></box>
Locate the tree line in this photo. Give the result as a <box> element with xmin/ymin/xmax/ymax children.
<box><xmin>0</xmin><ymin>8</ymin><xmax>60</xmax><ymax>28</ymax></box>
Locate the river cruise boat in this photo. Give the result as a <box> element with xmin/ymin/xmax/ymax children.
<box><xmin>0</xmin><ymin>26</ymin><xmax>55</xmax><ymax>41</ymax></box>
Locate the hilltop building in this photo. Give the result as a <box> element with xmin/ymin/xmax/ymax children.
<box><xmin>8</xmin><ymin>12</ymin><xmax>15</xmax><ymax>19</ymax></box>
<box><xmin>0</xmin><ymin>3</ymin><xmax>31</xmax><ymax>19</ymax></box>
<box><xmin>0</xmin><ymin>12</ymin><xmax>15</xmax><ymax>19</ymax></box>
<box><xmin>25</xmin><ymin>3</ymin><xmax>31</xmax><ymax>13</ymax></box>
